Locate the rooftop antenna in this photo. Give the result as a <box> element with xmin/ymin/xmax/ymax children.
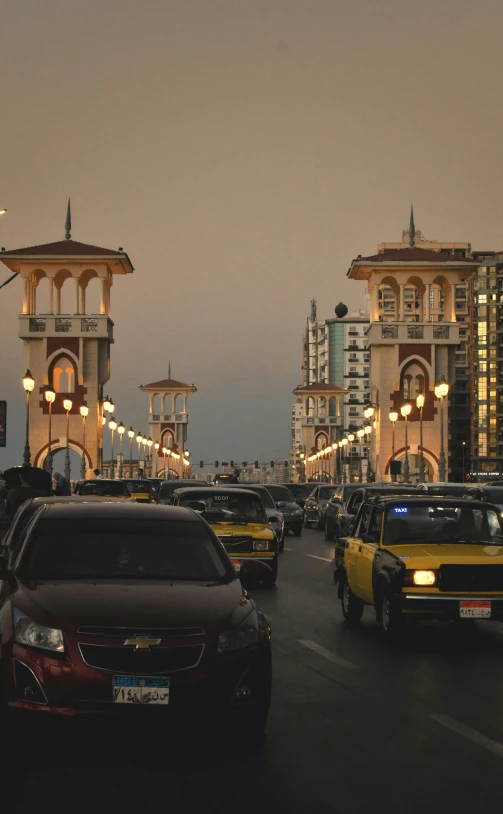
<box><xmin>409</xmin><ymin>204</ymin><xmax>415</xmax><ymax>247</ymax></box>
<box><xmin>65</xmin><ymin>198</ymin><xmax>72</xmax><ymax>240</ymax></box>
<box><xmin>168</xmin><ymin>361</ymin><xmax>172</xmax><ymax>379</ymax></box>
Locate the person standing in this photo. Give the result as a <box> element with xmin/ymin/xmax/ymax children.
<box><xmin>229</xmin><ymin>469</ymin><xmax>240</xmax><ymax>484</ymax></box>
<box><xmin>5</xmin><ymin>467</ymin><xmax>49</xmax><ymax>519</ymax></box>
<box><xmin>137</xmin><ymin>468</ymin><xmax>147</xmax><ymax>480</ymax></box>
<box><xmin>93</xmin><ymin>469</ymin><xmax>102</xmax><ymax>479</ymax></box>
<box><xmin>53</xmin><ymin>471</ymin><xmax>71</xmax><ymax>496</ymax></box>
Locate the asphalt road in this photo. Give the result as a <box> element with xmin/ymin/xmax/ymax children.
<box><xmin>12</xmin><ymin>527</ymin><xmax>503</xmax><ymax>813</ymax></box>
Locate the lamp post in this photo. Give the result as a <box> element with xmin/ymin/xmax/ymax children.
<box><xmin>154</xmin><ymin>442</ymin><xmax>160</xmax><ymax>478</ymax></box>
<box><xmin>79</xmin><ymin>402</ymin><xmax>88</xmax><ymax>478</ymax></box>
<box><xmin>109</xmin><ymin>417</ymin><xmax>117</xmax><ymax>479</ymax></box>
<box><xmin>400</xmin><ymin>404</ymin><xmax>411</xmax><ymax>483</ymax></box>
<box><xmin>416</xmin><ymin>393</ymin><xmax>425</xmax><ymax>483</ymax></box>
<box><xmin>147</xmin><ymin>437</ymin><xmax>153</xmax><ymax>477</ymax></box>
<box><xmin>44</xmin><ymin>386</ymin><xmax>55</xmax><ymax>477</ymax></box>
<box><xmin>357</xmin><ymin>429</ymin><xmax>365</xmax><ymax>482</ymax></box>
<box><xmin>389</xmin><ymin>411</ymin><xmax>398</xmax><ymax>482</ymax></box>
<box><xmin>128</xmin><ymin>427</ymin><xmax>134</xmax><ymax>477</ymax></box>
<box><xmin>340</xmin><ymin>438</ymin><xmax>348</xmax><ymax>483</ymax></box>
<box><xmin>136</xmin><ymin>433</ymin><xmax>143</xmax><ymax>474</ymax></box>
<box><xmin>22</xmin><ymin>370</ymin><xmax>35</xmax><ymax>466</ymax></box>
<box><xmin>118</xmin><ymin>422</ymin><xmax>125</xmax><ymax>478</ymax></box>
<box><xmin>162</xmin><ymin>447</ymin><xmax>169</xmax><ymax>479</ymax></box>
<box><xmin>63</xmin><ymin>398</ymin><xmax>73</xmax><ymax>482</ymax></box>
<box><xmin>435</xmin><ymin>377</ymin><xmax>450</xmax><ymax>482</ymax></box>
<box><xmin>347</xmin><ymin>433</ymin><xmax>355</xmax><ymax>483</ymax></box>
<box><xmin>325</xmin><ymin>446</ymin><xmax>332</xmax><ymax>483</ymax></box>
<box><xmin>462</xmin><ymin>441</ymin><xmax>466</xmax><ymax>482</ymax></box>
<box><xmin>142</xmin><ymin>437</ymin><xmax>147</xmax><ymax>474</ymax></box>
<box><xmin>364</xmin><ymin>424</ymin><xmax>373</xmax><ymax>481</ymax></box>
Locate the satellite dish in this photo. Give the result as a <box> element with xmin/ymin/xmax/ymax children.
<box><xmin>334</xmin><ymin>302</ymin><xmax>348</xmax><ymax>318</ymax></box>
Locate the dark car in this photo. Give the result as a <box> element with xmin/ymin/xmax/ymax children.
<box><xmin>260</xmin><ymin>484</ymin><xmax>304</xmax><ymax>537</ymax></box>
<box><xmin>304</xmin><ymin>485</ymin><xmax>338</xmax><ymax>529</ymax></box>
<box><xmin>120</xmin><ymin>479</ymin><xmax>158</xmax><ymax>503</ymax></box>
<box><xmin>226</xmin><ymin>484</ymin><xmax>285</xmax><ymax>550</ymax></box>
<box><xmin>324</xmin><ymin>483</ymin><xmax>365</xmax><ymax>540</ymax></box>
<box><xmin>157</xmin><ymin>480</ymin><xmax>207</xmax><ymax>504</ymax></box>
<box><xmin>281</xmin><ymin>483</ymin><xmax>312</xmax><ymax>510</ymax></box>
<box><xmin>333</xmin><ymin>483</ymin><xmax>420</xmax><ymax>541</ymax></box>
<box><xmin>74</xmin><ymin>480</ymin><xmax>131</xmax><ymax>498</ymax></box>
<box><xmin>0</xmin><ymin>502</ymin><xmax>272</xmax><ymax>734</ymax></box>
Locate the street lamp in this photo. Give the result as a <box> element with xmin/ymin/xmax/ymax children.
<box><xmin>162</xmin><ymin>447</ymin><xmax>170</xmax><ymax>479</ymax></box>
<box><xmin>44</xmin><ymin>386</ymin><xmax>56</xmax><ymax>477</ymax></box>
<box><xmin>22</xmin><ymin>369</ymin><xmax>35</xmax><ymax>466</ymax></box>
<box><xmin>147</xmin><ymin>437</ymin><xmax>153</xmax><ymax>477</ymax></box>
<box><xmin>462</xmin><ymin>441</ymin><xmax>466</xmax><ymax>482</ymax></box>
<box><xmin>141</xmin><ymin>437</ymin><xmax>147</xmax><ymax>473</ymax></box>
<box><xmin>416</xmin><ymin>393</ymin><xmax>425</xmax><ymax>483</ymax></box>
<box><xmin>357</xmin><ymin>429</ymin><xmax>365</xmax><ymax>482</ymax></box>
<box><xmin>364</xmin><ymin>424</ymin><xmax>373</xmax><ymax>482</ymax></box>
<box><xmin>128</xmin><ymin>427</ymin><xmax>135</xmax><ymax>477</ymax></box>
<box><xmin>136</xmin><ymin>433</ymin><xmax>143</xmax><ymax>472</ymax></box>
<box><xmin>63</xmin><ymin>398</ymin><xmax>73</xmax><ymax>482</ymax></box>
<box><xmin>389</xmin><ymin>411</ymin><xmax>398</xmax><ymax>482</ymax></box>
<box><xmin>154</xmin><ymin>442</ymin><xmax>160</xmax><ymax>477</ymax></box>
<box><xmin>340</xmin><ymin>438</ymin><xmax>348</xmax><ymax>483</ymax></box>
<box><xmin>364</xmin><ymin>404</ymin><xmax>375</xmax><ymax>421</ymax></box>
<box><xmin>435</xmin><ymin>377</ymin><xmax>449</xmax><ymax>482</ymax></box>
<box><xmin>347</xmin><ymin>433</ymin><xmax>355</xmax><ymax>483</ymax></box>
<box><xmin>118</xmin><ymin>422</ymin><xmax>125</xmax><ymax>478</ymax></box>
<box><xmin>109</xmin><ymin>417</ymin><xmax>118</xmax><ymax>479</ymax></box>
<box><xmin>79</xmin><ymin>403</ymin><xmax>88</xmax><ymax>478</ymax></box>
<box><xmin>400</xmin><ymin>404</ymin><xmax>411</xmax><ymax>483</ymax></box>
<box><xmin>325</xmin><ymin>446</ymin><xmax>333</xmax><ymax>483</ymax></box>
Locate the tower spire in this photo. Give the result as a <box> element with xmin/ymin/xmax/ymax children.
<box><xmin>408</xmin><ymin>204</ymin><xmax>415</xmax><ymax>247</ymax></box>
<box><xmin>65</xmin><ymin>198</ymin><xmax>72</xmax><ymax>240</ymax></box>
<box><xmin>168</xmin><ymin>361</ymin><xmax>172</xmax><ymax>379</ymax></box>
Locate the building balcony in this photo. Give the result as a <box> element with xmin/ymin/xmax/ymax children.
<box><xmin>150</xmin><ymin>413</ymin><xmax>188</xmax><ymax>423</ymax></box>
<box><xmin>366</xmin><ymin>321</ymin><xmax>460</xmax><ymax>347</ymax></box>
<box><xmin>300</xmin><ymin>416</ymin><xmax>343</xmax><ymax>427</ymax></box>
<box><xmin>20</xmin><ymin>314</ymin><xmax>114</xmax><ymax>340</ymax></box>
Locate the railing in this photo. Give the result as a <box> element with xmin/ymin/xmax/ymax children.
<box><xmin>20</xmin><ymin>314</ymin><xmax>114</xmax><ymax>340</ymax></box>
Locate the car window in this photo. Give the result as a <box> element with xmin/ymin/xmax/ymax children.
<box><xmin>19</xmin><ymin>518</ymin><xmax>232</xmax><ymax>581</ymax></box>
<box><xmin>319</xmin><ymin>487</ymin><xmax>336</xmax><ymax>500</ymax></box>
<box><xmin>232</xmin><ymin>487</ymin><xmax>275</xmax><ymax>510</ymax></box>
<box><xmin>80</xmin><ymin>482</ymin><xmax>130</xmax><ymax>497</ymax></box>
<box><xmin>177</xmin><ymin>492</ymin><xmax>267</xmax><ymax>524</ymax></box>
<box><xmin>369</xmin><ymin>508</ymin><xmax>383</xmax><ymax>542</ymax></box>
<box><xmin>425</xmin><ymin>485</ymin><xmax>470</xmax><ymax>497</ymax></box>
<box><xmin>123</xmin><ymin>481</ymin><xmax>156</xmax><ymax>495</ymax></box>
<box><xmin>356</xmin><ymin>504</ymin><xmax>373</xmax><ymax>537</ymax></box>
<box><xmin>266</xmin><ymin>485</ymin><xmax>295</xmax><ymax>502</ymax></box>
<box><xmin>383</xmin><ymin>503</ymin><xmax>503</xmax><ymax>546</ymax></box>
<box><xmin>6</xmin><ymin>505</ymin><xmax>37</xmax><ymax>564</ymax></box>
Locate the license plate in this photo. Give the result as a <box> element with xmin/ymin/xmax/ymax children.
<box><xmin>230</xmin><ymin>558</ymin><xmax>242</xmax><ymax>572</ymax></box>
<box><xmin>112</xmin><ymin>676</ymin><xmax>170</xmax><ymax>705</ymax></box>
<box><xmin>459</xmin><ymin>601</ymin><xmax>491</xmax><ymax>619</ymax></box>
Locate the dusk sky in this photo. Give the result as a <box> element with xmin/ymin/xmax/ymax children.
<box><xmin>1</xmin><ymin>0</ymin><xmax>503</xmax><ymax>470</ymax></box>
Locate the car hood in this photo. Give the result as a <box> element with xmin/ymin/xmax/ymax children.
<box><xmin>279</xmin><ymin>502</ymin><xmax>302</xmax><ymax>514</ymax></box>
<box><xmin>13</xmin><ymin>579</ymin><xmax>252</xmax><ymax>634</ymax></box>
<box><xmin>389</xmin><ymin>543</ymin><xmax>503</xmax><ymax>569</ymax></box>
<box><xmin>208</xmin><ymin>522</ymin><xmax>275</xmax><ymax>539</ymax></box>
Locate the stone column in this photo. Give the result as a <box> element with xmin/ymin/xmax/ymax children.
<box><xmin>48</xmin><ymin>279</ymin><xmax>54</xmax><ymax>314</ymax></box>
<box><xmin>399</xmin><ymin>284</ymin><xmax>405</xmax><ymax>321</ymax></box>
<box><xmin>55</xmin><ymin>286</ymin><xmax>61</xmax><ymax>315</ymax></box>
<box><xmin>100</xmin><ymin>279</ymin><xmax>107</xmax><ymax>314</ymax></box>
<box><xmin>23</xmin><ymin>277</ymin><xmax>29</xmax><ymax>314</ymax></box>
<box><xmin>449</xmin><ymin>284</ymin><xmax>457</xmax><ymax>322</ymax></box>
<box><xmin>80</xmin><ymin>284</ymin><xmax>86</xmax><ymax>315</ymax></box>
<box><xmin>370</xmin><ymin>285</ymin><xmax>379</xmax><ymax>322</ymax></box>
<box><xmin>74</xmin><ymin>278</ymin><xmax>80</xmax><ymax>314</ymax></box>
<box><xmin>424</xmin><ymin>284</ymin><xmax>431</xmax><ymax>322</ymax></box>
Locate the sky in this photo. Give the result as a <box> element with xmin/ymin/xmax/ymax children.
<box><xmin>1</xmin><ymin>0</ymin><xmax>503</xmax><ymax>470</ymax></box>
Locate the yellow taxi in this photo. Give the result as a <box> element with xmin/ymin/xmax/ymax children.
<box><xmin>170</xmin><ymin>486</ymin><xmax>278</xmax><ymax>586</ymax></box>
<box><xmin>333</xmin><ymin>495</ymin><xmax>503</xmax><ymax>638</ymax></box>
<box><xmin>74</xmin><ymin>480</ymin><xmax>132</xmax><ymax>499</ymax></box>
<box><xmin>120</xmin><ymin>479</ymin><xmax>157</xmax><ymax>503</ymax></box>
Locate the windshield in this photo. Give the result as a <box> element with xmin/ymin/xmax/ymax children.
<box><xmin>426</xmin><ymin>485</ymin><xmax>471</xmax><ymax>497</ymax></box>
<box><xmin>266</xmin><ymin>485</ymin><xmax>295</xmax><ymax>502</ymax></box>
<box><xmin>476</xmin><ymin>489</ymin><xmax>503</xmax><ymax>505</ymax></box>
<box><xmin>319</xmin><ymin>487</ymin><xmax>337</xmax><ymax>500</ymax></box>
<box><xmin>158</xmin><ymin>482</ymin><xmax>200</xmax><ymax>498</ymax></box>
<box><xmin>178</xmin><ymin>492</ymin><xmax>267</xmax><ymax>524</ymax></box>
<box><xmin>122</xmin><ymin>481</ymin><xmax>157</xmax><ymax>495</ymax></box>
<box><xmin>80</xmin><ymin>482</ymin><xmax>129</xmax><ymax>497</ymax></box>
<box><xmin>234</xmin><ymin>487</ymin><xmax>275</xmax><ymax>509</ymax></box>
<box><xmin>285</xmin><ymin>484</ymin><xmax>312</xmax><ymax>497</ymax></box>
<box><xmin>384</xmin><ymin>504</ymin><xmax>503</xmax><ymax>546</ymax></box>
<box><xmin>20</xmin><ymin>518</ymin><xmax>230</xmax><ymax>581</ymax></box>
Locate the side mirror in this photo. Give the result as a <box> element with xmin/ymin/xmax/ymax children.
<box><xmin>276</xmin><ymin>501</ymin><xmax>287</xmax><ymax>509</ymax></box>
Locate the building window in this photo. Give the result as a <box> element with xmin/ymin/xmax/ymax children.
<box><xmin>53</xmin><ymin>356</ymin><xmax>75</xmax><ymax>393</ymax></box>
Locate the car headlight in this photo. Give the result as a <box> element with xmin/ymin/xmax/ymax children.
<box><xmin>217</xmin><ymin>615</ymin><xmax>259</xmax><ymax>654</ymax></box>
<box><xmin>253</xmin><ymin>540</ymin><xmax>269</xmax><ymax>551</ymax></box>
<box><xmin>412</xmin><ymin>570</ymin><xmax>437</xmax><ymax>586</ymax></box>
<box><xmin>292</xmin><ymin>509</ymin><xmax>303</xmax><ymax>516</ymax></box>
<box><xmin>14</xmin><ymin>608</ymin><xmax>65</xmax><ymax>653</ymax></box>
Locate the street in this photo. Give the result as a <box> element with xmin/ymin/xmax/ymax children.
<box><xmin>12</xmin><ymin>526</ymin><xmax>503</xmax><ymax>814</ymax></box>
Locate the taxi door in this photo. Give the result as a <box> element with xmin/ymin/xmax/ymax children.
<box><xmin>344</xmin><ymin>504</ymin><xmax>371</xmax><ymax>596</ymax></box>
<box><xmin>353</xmin><ymin>506</ymin><xmax>383</xmax><ymax>603</ymax></box>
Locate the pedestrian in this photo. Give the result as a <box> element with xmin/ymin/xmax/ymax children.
<box><xmin>53</xmin><ymin>471</ymin><xmax>71</xmax><ymax>496</ymax></box>
<box><xmin>93</xmin><ymin>469</ymin><xmax>102</xmax><ymax>479</ymax></box>
<box><xmin>5</xmin><ymin>466</ymin><xmax>49</xmax><ymax>519</ymax></box>
<box><xmin>137</xmin><ymin>468</ymin><xmax>146</xmax><ymax>480</ymax></box>
<box><xmin>229</xmin><ymin>469</ymin><xmax>240</xmax><ymax>484</ymax></box>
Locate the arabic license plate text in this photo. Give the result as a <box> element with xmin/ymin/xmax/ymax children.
<box><xmin>459</xmin><ymin>601</ymin><xmax>491</xmax><ymax>619</ymax></box>
<box><xmin>112</xmin><ymin>676</ymin><xmax>170</xmax><ymax>704</ymax></box>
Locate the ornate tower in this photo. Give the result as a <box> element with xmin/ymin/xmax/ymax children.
<box><xmin>348</xmin><ymin>236</ymin><xmax>478</xmax><ymax>481</ymax></box>
<box><xmin>292</xmin><ymin>383</ymin><xmax>348</xmax><ymax>481</ymax></box>
<box><xmin>139</xmin><ymin>369</ymin><xmax>197</xmax><ymax>478</ymax></box>
<box><xmin>0</xmin><ymin>206</ymin><xmax>134</xmax><ymax>475</ymax></box>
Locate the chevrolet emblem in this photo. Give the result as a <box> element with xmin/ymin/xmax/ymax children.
<box><xmin>124</xmin><ymin>636</ymin><xmax>161</xmax><ymax>650</ymax></box>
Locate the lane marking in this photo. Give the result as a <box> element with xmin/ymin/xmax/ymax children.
<box><xmin>284</xmin><ymin>547</ymin><xmax>293</xmax><ymax>551</ymax></box>
<box><xmin>430</xmin><ymin>714</ymin><xmax>503</xmax><ymax>759</ymax></box>
<box><xmin>305</xmin><ymin>554</ymin><xmax>333</xmax><ymax>563</ymax></box>
<box><xmin>298</xmin><ymin>639</ymin><xmax>361</xmax><ymax>671</ymax></box>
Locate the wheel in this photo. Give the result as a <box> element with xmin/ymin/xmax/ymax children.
<box><xmin>341</xmin><ymin>576</ymin><xmax>364</xmax><ymax>624</ymax></box>
<box><xmin>304</xmin><ymin>516</ymin><xmax>312</xmax><ymax>528</ymax></box>
<box><xmin>376</xmin><ymin>584</ymin><xmax>405</xmax><ymax>640</ymax></box>
<box><xmin>278</xmin><ymin>536</ymin><xmax>284</xmax><ymax>552</ymax></box>
<box><xmin>263</xmin><ymin>558</ymin><xmax>278</xmax><ymax>587</ymax></box>
<box><xmin>324</xmin><ymin>519</ymin><xmax>335</xmax><ymax>541</ymax></box>
<box><xmin>316</xmin><ymin>515</ymin><xmax>324</xmax><ymax>530</ymax></box>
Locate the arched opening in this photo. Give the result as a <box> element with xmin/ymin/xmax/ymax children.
<box><xmin>54</xmin><ymin>269</ymin><xmax>73</xmax><ymax>315</ymax></box>
<box><xmin>315</xmin><ymin>432</ymin><xmax>328</xmax><ymax>450</ymax></box>
<box><xmin>318</xmin><ymin>397</ymin><xmax>327</xmax><ymax>418</ymax></box>
<box><xmin>306</xmin><ymin>397</ymin><xmax>315</xmax><ymax>417</ymax></box>
<box><xmin>431</xmin><ymin>276</ymin><xmax>450</xmax><ymax>322</ymax></box>
<box><xmin>379</xmin><ymin>276</ymin><xmax>399</xmax><ymax>321</ymax></box>
<box><xmin>174</xmin><ymin>394</ymin><xmax>184</xmax><ymax>413</ymax></box>
<box><xmin>329</xmin><ymin>397</ymin><xmax>336</xmax><ymax>417</ymax></box>
<box><xmin>34</xmin><ymin>273</ymin><xmax>52</xmax><ymax>314</ymax></box>
<box><xmin>152</xmin><ymin>393</ymin><xmax>161</xmax><ymax>414</ymax></box>
<box><xmin>80</xmin><ymin>269</ymin><xmax>101</xmax><ymax>315</ymax></box>
<box><xmin>400</xmin><ymin>360</ymin><xmax>428</xmax><ymax>402</ymax></box>
<box><xmin>406</xmin><ymin>276</ymin><xmax>426</xmax><ymax>322</ymax></box>
<box><xmin>162</xmin><ymin>429</ymin><xmax>175</xmax><ymax>449</ymax></box>
<box><xmin>52</xmin><ymin>355</ymin><xmax>76</xmax><ymax>393</ymax></box>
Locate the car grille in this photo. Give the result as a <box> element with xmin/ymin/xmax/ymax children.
<box><xmin>77</xmin><ymin>626</ymin><xmax>204</xmax><ymax>638</ymax></box>
<box><xmin>439</xmin><ymin>565</ymin><xmax>503</xmax><ymax>592</ymax></box>
<box><xmin>78</xmin><ymin>643</ymin><xmax>204</xmax><ymax>674</ymax></box>
<box><xmin>218</xmin><ymin>535</ymin><xmax>253</xmax><ymax>553</ymax></box>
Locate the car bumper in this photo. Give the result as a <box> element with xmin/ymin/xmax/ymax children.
<box><xmin>399</xmin><ymin>594</ymin><xmax>503</xmax><ymax>621</ymax></box>
<box><xmin>283</xmin><ymin>517</ymin><xmax>303</xmax><ymax>532</ymax></box>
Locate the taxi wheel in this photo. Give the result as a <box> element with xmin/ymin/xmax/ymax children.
<box><xmin>341</xmin><ymin>577</ymin><xmax>364</xmax><ymax>624</ymax></box>
<box><xmin>324</xmin><ymin>519</ymin><xmax>335</xmax><ymax>541</ymax></box>
<box><xmin>304</xmin><ymin>516</ymin><xmax>312</xmax><ymax>528</ymax></box>
<box><xmin>377</xmin><ymin>586</ymin><xmax>405</xmax><ymax>640</ymax></box>
<box><xmin>278</xmin><ymin>536</ymin><xmax>285</xmax><ymax>552</ymax></box>
<box><xmin>263</xmin><ymin>559</ymin><xmax>278</xmax><ymax>587</ymax></box>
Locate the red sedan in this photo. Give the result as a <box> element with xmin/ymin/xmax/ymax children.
<box><xmin>0</xmin><ymin>502</ymin><xmax>271</xmax><ymax>734</ymax></box>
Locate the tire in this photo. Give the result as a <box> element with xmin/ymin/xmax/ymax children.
<box><xmin>376</xmin><ymin>583</ymin><xmax>405</xmax><ymax>640</ymax></box>
<box><xmin>324</xmin><ymin>519</ymin><xmax>335</xmax><ymax>541</ymax></box>
<box><xmin>341</xmin><ymin>576</ymin><xmax>364</xmax><ymax>624</ymax></box>
<box><xmin>304</xmin><ymin>516</ymin><xmax>312</xmax><ymax>528</ymax></box>
<box><xmin>278</xmin><ymin>536</ymin><xmax>284</xmax><ymax>553</ymax></box>
<box><xmin>316</xmin><ymin>515</ymin><xmax>324</xmax><ymax>530</ymax></box>
<box><xmin>263</xmin><ymin>558</ymin><xmax>278</xmax><ymax>587</ymax></box>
